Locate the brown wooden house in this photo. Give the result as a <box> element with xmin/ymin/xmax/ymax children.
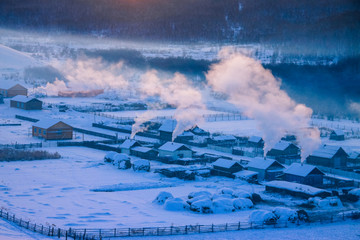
<box><xmin>0</xmin><ymin>81</ymin><xmax>27</xmax><ymax>98</ymax></box>
<box><xmin>10</xmin><ymin>95</ymin><xmax>42</xmax><ymax>110</ymax></box>
<box><xmin>32</xmin><ymin>119</ymin><xmax>73</xmax><ymax>140</ymax></box>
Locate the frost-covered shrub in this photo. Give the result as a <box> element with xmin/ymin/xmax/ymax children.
<box><xmin>132</xmin><ymin>159</ymin><xmax>150</xmax><ymax>172</ymax></box>
<box><xmin>104</xmin><ymin>151</ymin><xmax>117</xmax><ymax>163</ymax></box>
<box><xmin>212</xmin><ymin>198</ymin><xmax>234</xmax><ymax>213</ymax></box>
<box><xmin>219</xmin><ymin>188</ymin><xmax>234</xmax><ymax>195</ymax></box>
<box><xmin>188</xmin><ymin>191</ymin><xmax>212</xmax><ymax>199</ymax></box>
<box><xmin>232</xmin><ymin>189</ymin><xmax>252</xmax><ymax>199</ymax></box>
<box><xmin>153</xmin><ymin>191</ymin><xmax>173</xmax><ymax>205</ymax></box>
<box><xmin>190</xmin><ymin>199</ymin><xmax>213</xmax><ymax>213</ymax></box>
<box><xmin>348</xmin><ymin>188</ymin><xmax>360</xmax><ymax>202</ymax></box>
<box><xmin>309</xmin><ymin>197</ymin><xmax>343</xmax><ymax>209</ymax></box>
<box><xmin>0</xmin><ymin>148</ymin><xmax>61</xmax><ymax>161</ymax></box>
<box><xmin>250</xmin><ymin>193</ymin><xmax>262</xmax><ymax>203</ymax></box>
<box><xmin>272</xmin><ymin>207</ymin><xmax>298</xmax><ymax>222</ymax></box>
<box><xmin>250</xmin><ymin>210</ymin><xmax>277</xmax><ymax>225</ymax></box>
<box><xmin>187</xmin><ymin>194</ymin><xmax>211</xmax><ymax>205</ymax></box>
<box><xmin>212</xmin><ymin>193</ymin><xmax>233</xmax><ymax>200</ymax></box>
<box><xmin>113</xmin><ymin>153</ymin><xmax>131</xmax><ymax>169</ymax></box>
<box><xmin>233</xmin><ymin>198</ymin><xmax>253</xmax><ymax>210</ymax></box>
<box><xmin>164</xmin><ymin>198</ymin><xmax>187</xmax><ymax>211</ymax></box>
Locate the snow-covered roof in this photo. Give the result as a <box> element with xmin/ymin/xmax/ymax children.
<box><xmin>131</xmin><ymin>146</ymin><xmax>155</xmax><ymax>153</ymax></box>
<box><xmin>271</xmin><ymin>141</ymin><xmax>296</xmax><ymax>151</ymax></box>
<box><xmin>212</xmin><ymin>135</ymin><xmax>237</xmax><ymax>142</ymax></box>
<box><xmin>348</xmin><ymin>152</ymin><xmax>360</xmax><ymax>160</ymax></box>
<box><xmin>246</xmin><ymin>157</ymin><xmax>284</xmax><ymax>170</ymax></box>
<box><xmin>213</xmin><ymin>158</ymin><xmax>240</xmax><ymax>169</ymax></box>
<box><xmin>120</xmin><ymin>139</ymin><xmax>140</xmax><ymax>149</ymax></box>
<box><xmin>11</xmin><ymin>95</ymin><xmax>40</xmax><ymax>103</ymax></box>
<box><xmin>248</xmin><ymin>136</ymin><xmax>263</xmax><ymax>143</ymax></box>
<box><xmin>264</xmin><ymin>181</ymin><xmax>330</xmax><ymax>196</ymax></box>
<box><xmin>178</xmin><ymin>131</ymin><xmax>194</xmax><ymax>137</ymax></box>
<box><xmin>331</xmin><ymin>129</ymin><xmax>345</xmax><ymax>136</ymax></box>
<box><xmin>284</xmin><ymin>163</ymin><xmax>324</xmax><ymax>177</ymax></box>
<box><xmin>159</xmin><ymin>119</ymin><xmax>177</xmax><ymax>133</ymax></box>
<box><xmin>310</xmin><ymin>145</ymin><xmax>347</xmax><ymax>159</ymax></box>
<box><xmin>33</xmin><ymin>119</ymin><xmax>71</xmax><ymax>129</ymax></box>
<box><xmin>158</xmin><ymin>142</ymin><xmax>191</xmax><ymax>152</ymax></box>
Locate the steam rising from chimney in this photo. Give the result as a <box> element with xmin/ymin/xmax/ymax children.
<box><xmin>206</xmin><ymin>48</ymin><xmax>320</xmax><ymax>161</ymax></box>
<box><xmin>131</xmin><ymin>70</ymin><xmax>206</xmax><ymax>140</ymax></box>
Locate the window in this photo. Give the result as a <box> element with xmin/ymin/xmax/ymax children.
<box><xmin>17</xmin><ymin>102</ymin><xmax>20</xmax><ymax>108</ymax></box>
<box><xmin>21</xmin><ymin>103</ymin><xmax>24</xmax><ymax>108</ymax></box>
<box><xmin>39</xmin><ymin>129</ymin><xmax>42</xmax><ymax>134</ymax></box>
<box><xmin>34</xmin><ymin>128</ymin><xmax>37</xmax><ymax>133</ymax></box>
<box><xmin>57</xmin><ymin>130</ymin><xmax>63</xmax><ymax>135</ymax></box>
<box><xmin>43</xmin><ymin>130</ymin><xmax>46</xmax><ymax>135</ymax></box>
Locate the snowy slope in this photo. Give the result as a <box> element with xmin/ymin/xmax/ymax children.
<box><xmin>0</xmin><ymin>44</ymin><xmax>39</xmax><ymax>70</ymax></box>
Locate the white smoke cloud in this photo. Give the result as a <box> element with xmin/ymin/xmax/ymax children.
<box><xmin>34</xmin><ymin>58</ymin><xmax>131</xmax><ymax>96</ymax></box>
<box><xmin>132</xmin><ymin>70</ymin><xmax>206</xmax><ymax>141</ymax></box>
<box><xmin>206</xmin><ymin>48</ymin><xmax>320</xmax><ymax>161</ymax></box>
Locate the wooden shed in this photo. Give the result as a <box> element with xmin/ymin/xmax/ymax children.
<box><xmin>119</xmin><ymin>139</ymin><xmax>141</xmax><ymax>155</ymax></box>
<box><xmin>32</xmin><ymin>119</ymin><xmax>73</xmax><ymax>140</ymax></box>
<box><xmin>10</xmin><ymin>95</ymin><xmax>42</xmax><ymax>110</ymax></box>
<box><xmin>130</xmin><ymin>146</ymin><xmax>158</xmax><ymax>160</ymax></box>
<box><xmin>266</xmin><ymin>141</ymin><xmax>300</xmax><ymax>164</ymax></box>
<box><xmin>158</xmin><ymin>119</ymin><xmax>176</xmax><ymax>142</ymax></box>
<box><xmin>246</xmin><ymin>157</ymin><xmax>285</xmax><ymax>181</ymax></box>
<box><xmin>211</xmin><ymin>158</ymin><xmax>243</xmax><ymax>178</ymax></box>
<box><xmin>283</xmin><ymin>163</ymin><xmax>324</xmax><ymax>187</ymax></box>
<box><xmin>329</xmin><ymin>130</ymin><xmax>345</xmax><ymax>141</ymax></box>
<box><xmin>247</xmin><ymin>136</ymin><xmax>264</xmax><ymax>148</ymax></box>
<box><xmin>0</xmin><ymin>81</ymin><xmax>27</xmax><ymax>98</ymax></box>
<box><xmin>158</xmin><ymin>142</ymin><xmax>192</xmax><ymax>160</ymax></box>
<box><xmin>306</xmin><ymin>145</ymin><xmax>349</xmax><ymax>168</ymax></box>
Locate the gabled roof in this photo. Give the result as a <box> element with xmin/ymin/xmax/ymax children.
<box><xmin>331</xmin><ymin>129</ymin><xmax>345</xmax><ymax>136</ymax></box>
<box><xmin>284</xmin><ymin>163</ymin><xmax>324</xmax><ymax>177</ymax></box>
<box><xmin>33</xmin><ymin>119</ymin><xmax>71</xmax><ymax>129</ymax></box>
<box><xmin>309</xmin><ymin>145</ymin><xmax>348</xmax><ymax>159</ymax></box>
<box><xmin>271</xmin><ymin>141</ymin><xmax>298</xmax><ymax>151</ymax></box>
<box><xmin>246</xmin><ymin>157</ymin><xmax>284</xmax><ymax>170</ymax></box>
<box><xmin>348</xmin><ymin>152</ymin><xmax>360</xmax><ymax>160</ymax></box>
<box><xmin>212</xmin><ymin>135</ymin><xmax>237</xmax><ymax>141</ymax></box>
<box><xmin>11</xmin><ymin>95</ymin><xmax>40</xmax><ymax>103</ymax></box>
<box><xmin>131</xmin><ymin>146</ymin><xmax>156</xmax><ymax>153</ymax></box>
<box><xmin>159</xmin><ymin>119</ymin><xmax>177</xmax><ymax>133</ymax></box>
<box><xmin>248</xmin><ymin>136</ymin><xmax>263</xmax><ymax>143</ymax></box>
<box><xmin>213</xmin><ymin>158</ymin><xmax>241</xmax><ymax>169</ymax></box>
<box><xmin>120</xmin><ymin>139</ymin><xmax>140</xmax><ymax>149</ymax></box>
<box><xmin>158</xmin><ymin>142</ymin><xmax>191</xmax><ymax>152</ymax></box>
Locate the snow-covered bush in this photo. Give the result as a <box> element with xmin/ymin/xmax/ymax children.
<box><xmin>187</xmin><ymin>194</ymin><xmax>211</xmax><ymax>205</ymax></box>
<box><xmin>113</xmin><ymin>153</ymin><xmax>131</xmax><ymax>169</ymax></box>
<box><xmin>164</xmin><ymin>198</ymin><xmax>187</xmax><ymax>211</ymax></box>
<box><xmin>132</xmin><ymin>159</ymin><xmax>150</xmax><ymax>172</ymax></box>
<box><xmin>219</xmin><ymin>188</ymin><xmax>234</xmax><ymax>195</ymax></box>
<box><xmin>232</xmin><ymin>189</ymin><xmax>252</xmax><ymax>199</ymax></box>
<box><xmin>153</xmin><ymin>191</ymin><xmax>173</xmax><ymax>205</ymax></box>
<box><xmin>309</xmin><ymin>197</ymin><xmax>343</xmax><ymax>209</ymax></box>
<box><xmin>212</xmin><ymin>198</ymin><xmax>234</xmax><ymax>213</ymax></box>
<box><xmin>190</xmin><ymin>199</ymin><xmax>213</xmax><ymax>213</ymax></box>
<box><xmin>249</xmin><ymin>210</ymin><xmax>277</xmax><ymax>225</ymax></box>
<box><xmin>188</xmin><ymin>191</ymin><xmax>212</xmax><ymax>199</ymax></box>
<box><xmin>233</xmin><ymin>198</ymin><xmax>253</xmax><ymax>210</ymax></box>
<box><xmin>348</xmin><ymin>188</ymin><xmax>360</xmax><ymax>202</ymax></box>
<box><xmin>272</xmin><ymin>207</ymin><xmax>298</xmax><ymax>222</ymax></box>
<box><xmin>104</xmin><ymin>151</ymin><xmax>117</xmax><ymax>163</ymax></box>
<box><xmin>212</xmin><ymin>193</ymin><xmax>233</xmax><ymax>200</ymax></box>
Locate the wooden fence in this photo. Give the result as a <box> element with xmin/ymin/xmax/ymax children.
<box><xmin>0</xmin><ymin>208</ymin><xmax>358</xmax><ymax>240</ymax></box>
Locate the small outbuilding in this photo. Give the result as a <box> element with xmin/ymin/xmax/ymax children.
<box><xmin>119</xmin><ymin>139</ymin><xmax>141</xmax><ymax>155</ymax></box>
<box><xmin>211</xmin><ymin>158</ymin><xmax>243</xmax><ymax>178</ymax></box>
<box><xmin>266</xmin><ymin>141</ymin><xmax>300</xmax><ymax>164</ymax></box>
<box><xmin>158</xmin><ymin>119</ymin><xmax>177</xmax><ymax>141</ymax></box>
<box><xmin>306</xmin><ymin>145</ymin><xmax>349</xmax><ymax>168</ymax></box>
<box><xmin>32</xmin><ymin>119</ymin><xmax>73</xmax><ymax>140</ymax></box>
<box><xmin>246</xmin><ymin>157</ymin><xmax>285</xmax><ymax>181</ymax></box>
<box><xmin>0</xmin><ymin>81</ymin><xmax>27</xmax><ymax>97</ymax></box>
<box><xmin>283</xmin><ymin>163</ymin><xmax>324</xmax><ymax>187</ymax></box>
<box><xmin>247</xmin><ymin>136</ymin><xmax>264</xmax><ymax>148</ymax></box>
<box><xmin>10</xmin><ymin>95</ymin><xmax>42</xmax><ymax>110</ymax></box>
<box><xmin>130</xmin><ymin>146</ymin><xmax>158</xmax><ymax>160</ymax></box>
<box><xmin>158</xmin><ymin>142</ymin><xmax>192</xmax><ymax>160</ymax></box>
<box><xmin>329</xmin><ymin>130</ymin><xmax>345</xmax><ymax>141</ymax></box>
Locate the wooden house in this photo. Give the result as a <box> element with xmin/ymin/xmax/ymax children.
<box><xmin>247</xmin><ymin>136</ymin><xmax>264</xmax><ymax>148</ymax></box>
<box><xmin>10</xmin><ymin>95</ymin><xmax>42</xmax><ymax>110</ymax></box>
<box><xmin>0</xmin><ymin>81</ymin><xmax>27</xmax><ymax>97</ymax></box>
<box><xmin>283</xmin><ymin>163</ymin><xmax>324</xmax><ymax>187</ymax></box>
<box><xmin>158</xmin><ymin>119</ymin><xmax>176</xmax><ymax>141</ymax></box>
<box><xmin>246</xmin><ymin>157</ymin><xmax>285</xmax><ymax>181</ymax></box>
<box><xmin>329</xmin><ymin>130</ymin><xmax>345</xmax><ymax>141</ymax></box>
<box><xmin>130</xmin><ymin>146</ymin><xmax>158</xmax><ymax>160</ymax></box>
<box><xmin>306</xmin><ymin>145</ymin><xmax>349</xmax><ymax>168</ymax></box>
<box><xmin>190</xmin><ymin>126</ymin><xmax>209</xmax><ymax>136</ymax></box>
<box><xmin>32</xmin><ymin>119</ymin><xmax>73</xmax><ymax>140</ymax></box>
<box><xmin>158</xmin><ymin>142</ymin><xmax>192</xmax><ymax>160</ymax></box>
<box><xmin>119</xmin><ymin>139</ymin><xmax>141</xmax><ymax>155</ymax></box>
<box><xmin>347</xmin><ymin>152</ymin><xmax>360</xmax><ymax>167</ymax></box>
<box><xmin>211</xmin><ymin>158</ymin><xmax>243</xmax><ymax>178</ymax></box>
<box><xmin>266</xmin><ymin>141</ymin><xmax>300</xmax><ymax>164</ymax></box>
<box><xmin>208</xmin><ymin>135</ymin><xmax>237</xmax><ymax>146</ymax></box>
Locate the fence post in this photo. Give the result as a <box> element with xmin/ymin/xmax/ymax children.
<box><xmin>6</xmin><ymin>212</ymin><xmax>8</xmax><ymax>220</ymax></box>
<box><xmin>65</xmin><ymin>230</ymin><xmax>67</xmax><ymax>240</ymax></box>
<box><xmin>57</xmin><ymin>228</ymin><xmax>60</xmax><ymax>238</ymax></box>
<box><xmin>185</xmin><ymin>225</ymin><xmax>188</xmax><ymax>234</ymax></box>
<box><xmin>48</xmin><ymin>226</ymin><xmax>51</xmax><ymax>236</ymax></box>
<box><xmin>114</xmin><ymin>228</ymin><xmax>116</xmax><ymax>237</ymax></box>
<box><xmin>225</xmin><ymin>223</ymin><xmax>228</xmax><ymax>231</ymax></box>
<box><xmin>128</xmin><ymin>228</ymin><xmax>131</xmax><ymax>236</ymax></box>
<box><xmin>212</xmin><ymin>224</ymin><xmax>214</xmax><ymax>232</ymax></box>
<box><xmin>238</xmin><ymin>222</ymin><xmax>240</xmax><ymax>230</ymax></box>
<box><xmin>13</xmin><ymin>214</ymin><xmax>15</xmax><ymax>222</ymax></box>
<box><xmin>198</xmin><ymin>225</ymin><xmax>201</xmax><ymax>233</ymax></box>
<box><xmin>34</xmin><ymin>224</ymin><xmax>36</xmax><ymax>232</ymax></box>
<box><xmin>99</xmin><ymin>229</ymin><xmax>101</xmax><ymax>238</ymax></box>
<box><xmin>27</xmin><ymin>221</ymin><xmax>29</xmax><ymax>229</ymax></box>
<box><xmin>170</xmin><ymin>226</ymin><xmax>173</xmax><ymax>235</ymax></box>
<box><xmin>0</xmin><ymin>209</ymin><xmax>2</xmax><ymax>217</ymax></box>
<box><xmin>83</xmin><ymin>229</ymin><xmax>87</xmax><ymax>239</ymax></box>
<box><xmin>157</xmin><ymin>227</ymin><xmax>159</xmax><ymax>236</ymax></box>
<box><xmin>19</xmin><ymin>219</ymin><xmax>22</xmax><ymax>227</ymax></box>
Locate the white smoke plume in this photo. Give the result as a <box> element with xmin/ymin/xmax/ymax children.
<box><xmin>206</xmin><ymin>48</ymin><xmax>320</xmax><ymax>161</ymax></box>
<box><xmin>133</xmin><ymin>70</ymin><xmax>206</xmax><ymax>141</ymax></box>
<box><xmin>34</xmin><ymin>58</ymin><xmax>131</xmax><ymax>96</ymax></box>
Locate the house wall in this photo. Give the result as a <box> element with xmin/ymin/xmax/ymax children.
<box><xmin>159</xmin><ymin>131</ymin><xmax>172</xmax><ymax>141</ymax></box>
<box><xmin>32</xmin><ymin>122</ymin><xmax>73</xmax><ymax>140</ymax></box>
<box><xmin>247</xmin><ymin>167</ymin><xmax>266</xmax><ymax>181</ymax></box>
<box><xmin>158</xmin><ymin>149</ymin><xmax>192</xmax><ymax>160</ymax></box>
<box><xmin>121</xmin><ymin>148</ymin><xmax>131</xmax><ymax>155</ymax></box>
<box><xmin>10</xmin><ymin>100</ymin><xmax>42</xmax><ymax>110</ymax></box>
<box><xmin>284</xmin><ymin>174</ymin><xmax>323</xmax><ymax>187</ymax></box>
<box><xmin>213</xmin><ymin>164</ymin><xmax>242</xmax><ymax>173</ymax></box>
